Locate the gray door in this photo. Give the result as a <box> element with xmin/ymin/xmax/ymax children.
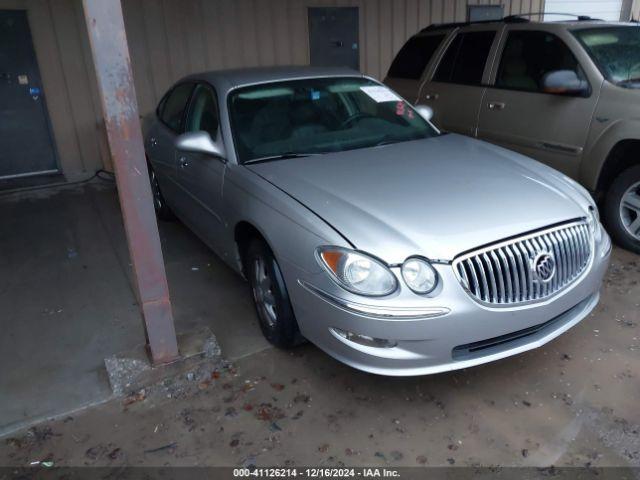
<box><xmin>308</xmin><ymin>7</ymin><xmax>359</xmax><ymax>70</ymax></box>
<box><xmin>0</xmin><ymin>10</ymin><xmax>57</xmax><ymax>179</ymax></box>
<box><xmin>174</xmin><ymin>83</ymin><xmax>226</xmax><ymax>252</ymax></box>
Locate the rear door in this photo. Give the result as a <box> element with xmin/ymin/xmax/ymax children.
<box><xmin>418</xmin><ymin>25</ymin><xmax>503</xmax><ymax>136</ymax></box>
<box><xmin>384</xmin><ymin>32</ymin><xmax>448</xmax><ymax>103</ymax></box>
<box><xmin>477</xmin><ymin>26</ymin><xmax>601</xmax><ymax>178</ymax></box>
<box><xmin>146</xmin><ymin>82</ymin><xmax>195</xmax><ymax>209</ymax></box>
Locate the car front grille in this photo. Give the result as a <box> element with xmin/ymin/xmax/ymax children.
<box><xmin>453</xmin><ymin>221</ymin><xmax>592</xmax><ymax>306</ymax></box>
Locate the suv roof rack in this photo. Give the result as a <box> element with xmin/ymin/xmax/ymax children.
<box><xmin>505</xmin><ymin>12</ymin><xmax>601</xmax><ymax>22</ymax></box>
<box><xmin>419</xmin><ymin>16</ymin><xmax>527</xmax><ymax>32</ymax></box>
<box><xmin>419</xmin><ymin>12</ymin><xmax>600</xmax><ymax>33</ymax></box>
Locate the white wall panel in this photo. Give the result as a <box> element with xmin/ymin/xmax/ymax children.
<box><xmin>545</xmin><ymin>0</ymin><xmax>623</xmax><ymax>20</ymax></box>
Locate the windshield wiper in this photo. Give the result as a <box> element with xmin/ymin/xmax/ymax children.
<box><xmin>372</xmin><ymin>134</ymin><xmax>426</xmax><ymax>148</ymax></box>
<box><xmin>618</xmin><ymin>77</ymin><xmax>640</xmax><ymax>88</ymax></box>
<box><xmin>372</xmin><ymin>134</ymin><xmax>400</xmax><ymax>148</ymax></box>
<box><xmin>243</xmin><ymin>152</ymin><xmax>321</xmax><ymax>165</ymax></box>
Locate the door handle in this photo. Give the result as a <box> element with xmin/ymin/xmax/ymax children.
<box><xmin>424</xmin><ymin>93</ymin><xmax>439</xmax><ymax>100</ymax></box>
<box><xmin>488</xmin><ymin>101</ymin><xmax>506</xmax><ymax>110</ymax></box>
<box><xmin>178</xmin><ymin>156</ymin><xmax>189</xmax><ymax>168</ymax></box>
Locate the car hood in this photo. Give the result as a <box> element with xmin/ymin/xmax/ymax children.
<box><xmin>246</xmin><ymin>134</ymin><xmax>591</xmax><ymax>263</ymax></box>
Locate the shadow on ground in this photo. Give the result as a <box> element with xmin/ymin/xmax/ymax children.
<box><xmin>0</xmin><ymin>182</ymin><xmax>268</xmax><ymax>435</ymax></box>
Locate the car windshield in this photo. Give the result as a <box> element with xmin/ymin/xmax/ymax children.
<box><xmin>227</xmin><ymin>77</ymin><xmax>438</xmax><ymax>163</ymax></box>
<box><xmin>574</xmin><ymin>26</ymin><xmax>640</xmax><ymax>87</ymax></box>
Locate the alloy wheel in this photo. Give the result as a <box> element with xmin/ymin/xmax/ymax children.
<box><xmin>620</xmin><ymin>181</ymin><xmax>640</xmax><ymax>240</ymax></box>
<box><xmin>252</xmin><ymin>256</ymin><xmax>277</xmax><ymax>328</ymax></box>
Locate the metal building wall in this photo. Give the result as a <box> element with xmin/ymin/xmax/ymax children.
<box><xmin>0</xmin><ymin>0</ymin><xmax>544</xmax><ymax>177</ymax></box>
<box><xmin>123</xmin><ymin>0</ymin><xmax>545</xmax><ymax>115</ymax></box>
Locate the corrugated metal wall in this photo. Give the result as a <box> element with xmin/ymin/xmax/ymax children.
<box><xmin>123</xmin><ymin>0</ymin><xmax>545</xmax><ymax>116</ymax></box>
<box><xmin>1</xmin><ymin>0</ymin><xmax>544</xmax><ymax>177</ymax></box>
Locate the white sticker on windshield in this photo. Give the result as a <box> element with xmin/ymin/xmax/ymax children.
<box><xmin>359</xmin><ymin>86</ymin><xmax>402</xmax><ymax>103</ymax></box>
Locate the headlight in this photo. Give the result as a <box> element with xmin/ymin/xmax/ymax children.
<box><xmin>317</xmin><ymin>247</ymin><xmax>398</xmax><ymax>296</ymax></box>
<box><xmin>401</xmin><ymin>257</ymin><xmax>438</xmax><ymax>294</ymax></box>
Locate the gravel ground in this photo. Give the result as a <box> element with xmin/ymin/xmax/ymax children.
<box><xmin>0</xmin><ymin>248</ymin><xmax>638</xmax><ymax>469</ymax></box>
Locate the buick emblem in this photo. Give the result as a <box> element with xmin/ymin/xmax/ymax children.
<box><xmin>532</xmin><ymin>252</ymin><xmax>556</xmax><ymax>283</ymax></box>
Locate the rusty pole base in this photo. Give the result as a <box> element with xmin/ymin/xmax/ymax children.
<box><xmin>142</xmin><ymin>297</ymin><xmax>181</xmax><ymax>365</ymax></box>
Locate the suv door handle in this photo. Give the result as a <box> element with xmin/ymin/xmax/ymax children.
<box><xmin>488</xmin><ymin>101</ymin><xmax>506</xmax><ymax>110</ymax></box>
<box><xmin>178</xmin><ymin>156</ymin><xmax>189</xmax><ymax>168</ymax></box>
<box><xmin>424</xmin><ymin>93</ymin><xmax>439</xmax><ymax>100</ymax></box>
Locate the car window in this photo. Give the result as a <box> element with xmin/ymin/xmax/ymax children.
<box><xmin>573</xmin><ymin>26</ymin><xmax>640</xmax><ymax>87</ymax></box>
<box><xmin>387</xmin><ymin>34</ymin><xmax>446</xmax><ymax>80</ymax></box>
<box><xmin>227</xmin><ymin>77</ymin><xmax>439</xmax><ymax>163</ymax></box>
<box><xmin>160</xmin><ymin>83</ymin><xmax>194</xmax><ymax>132</ymax></box>
<box><xmin>185</xmin><ymin>84</ymin><xmax>219</xmax><ymax>138</ymax></box>
<box><xmin>496</xmin><ymin>31</ymin><xmax>585</xmax><ymax>92</ymax></box>
<box><xmin>433</xmin><ymin>31</ymin><xmax>496</xmax><ymax>85</ymax></box>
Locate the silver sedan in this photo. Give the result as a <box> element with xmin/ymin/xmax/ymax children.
<box><xmin>144</xmin><ymin>67</ymin><xmax>611</xmax><ymax>376</ymax></box>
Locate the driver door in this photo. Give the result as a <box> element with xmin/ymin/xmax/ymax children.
<box><xmin>477</xmin><ymin>26</ymin><xmax>602</xmax><ymax>178</ymax></box>
<box><xmin>174</xmin><ymin>83</ymin><xmax>227</xmax><ymax>251</ymax></box>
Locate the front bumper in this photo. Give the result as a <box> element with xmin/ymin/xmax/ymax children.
<box><xmin>285</xmin><ymin>228</ymin><xmax>611</xmax><ymax>376</ymax></box>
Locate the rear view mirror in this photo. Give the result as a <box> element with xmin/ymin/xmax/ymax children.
<box><xmin>542</xmin><ymin>70</ymin><xmax>589</xmax><ymax>96</ymax></box>
<box><xmin>175</xmin><ymin>131</ymin><xmax>225</xmax><ymax>158</ymax></box>
<box><xmin>414</xmin><ymin>104</ymin><xmax>434</xmax><ymax>122</ymax></box>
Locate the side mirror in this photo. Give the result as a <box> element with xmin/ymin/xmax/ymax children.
<box><xmin>414</xmin><ymin>104</ymin><xmax>434</xmax><ymax>122</ymax></box>
<box><xmin>542</xmin><ymin>70</ymin><xmax>589</xmax><ymax>96</ymax></box>
<box><xmin>175</xmin><ymin>131</ymin><xmax>225</xmax><ymax>158</ymax></box>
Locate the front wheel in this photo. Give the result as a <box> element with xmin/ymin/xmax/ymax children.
<box><xmin>245</xmin><ymin>239</ymin><xmax>303</xmax><ymax>348</ymax></box>
<box><xmin>603</xmin><ymin>165</ymin><xmax>640</xmax><ymax>254</ymax></box>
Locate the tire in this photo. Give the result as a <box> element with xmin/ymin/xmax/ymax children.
<box><xmin>244</xmin><ymin>238</ymin><xmax>304</xmax><ymax>348</ymax></box>
<box><xmin>148</xmin><ymin>164</ymin><xmax>175</xmax><ymax>221</ymax></box>
<box><xmin>603</xmin><ymin>165</ymin><xmax>640</xmax><ymax>254</ymax></box>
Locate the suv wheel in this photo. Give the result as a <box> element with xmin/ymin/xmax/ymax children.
<box><xmin>603</xmin><ymin>165</ymin><xmax>640</xmax><ymax>254</ymax></box>
<box><xmin>244</xmin><ymin>238</ymin><xmax>304</xmax><ymax>348</ymax></box>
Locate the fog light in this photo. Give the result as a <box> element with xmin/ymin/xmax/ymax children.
<box><xmin>330</xmin><ymin>327</ymin><xmax>397</xmax><ymax>348</ymax></box>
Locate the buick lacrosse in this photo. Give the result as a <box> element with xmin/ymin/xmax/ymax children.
<box><xmin>144</xmin><ymin>67</ymin><xmax>611</xmax><ymax>376</ymax></box>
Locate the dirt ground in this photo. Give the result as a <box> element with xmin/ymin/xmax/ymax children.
<box><xmin>0</xmin><ymin>247</ymin><xmax>638</xmax><ymax>469</ymax></box>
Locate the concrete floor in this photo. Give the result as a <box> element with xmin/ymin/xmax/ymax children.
<box><xmin>0</xmin><ymin>181</ymin><xmax>268</xmax><ymax>436</ymax></box>
<box><xmin>0</xmin><ymin>181</ymin><xmax>638</xmax><ymax>468</ymax></box>
<box><xmin>0</xmin><ymin>242</ymin><xmax>638</xmax><ymax>468</ymax></box>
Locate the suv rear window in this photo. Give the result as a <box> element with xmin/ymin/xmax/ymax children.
<box><xmin>433</xmin><ymin>31</ymin><xmax>496</xmax><ymax>85</ymax></box>
<box><xmin>388</xmin><ymin>34</ymin><xmax>445</xmax><ymax>80</ymax></box>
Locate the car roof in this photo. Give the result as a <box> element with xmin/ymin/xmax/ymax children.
<box><xmin>180</xmin><ymin>66</ymin><xmax>365</xmax><ymax>95</ymax></box>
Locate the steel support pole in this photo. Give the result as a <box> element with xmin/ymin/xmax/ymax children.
<box><xmin>82</xmin><ymin>0</ymin><xmax>179</xmax><ymax>364</ymax></box>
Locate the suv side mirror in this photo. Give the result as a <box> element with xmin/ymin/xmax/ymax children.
<box><xmin>175</xmin><ymin>131</ymin><xmax>225</xmax><ymax>158</ymax></box>
<box><xmin>542</xmin><ymin>70</ymin><xmax>589</xmax><ymax>96</ymax></box>
<box><xmin>414</xmin><ymin>104</ymin><xmax>434</xmax><ymax>122</ymax></box>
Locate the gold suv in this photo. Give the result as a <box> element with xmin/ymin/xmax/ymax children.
<box><xmin>385</xmin><ymin>15</ymin><xmax>640</xmax><ymax>254</ymax></box>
